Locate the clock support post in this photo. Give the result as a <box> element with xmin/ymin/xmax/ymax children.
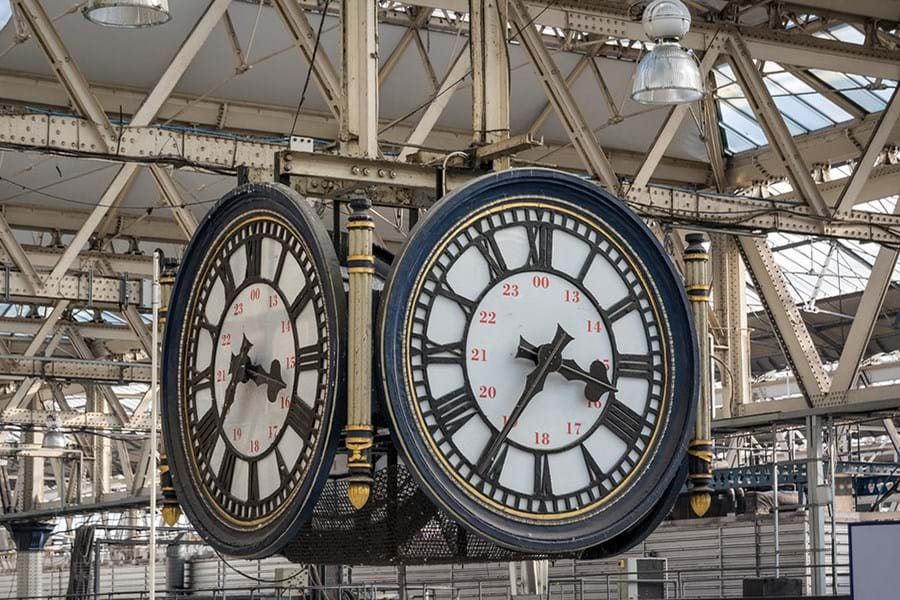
<box><xmin>685</xmin><ymin>233</ymin><xmax>713</xmax><ymax>516</ymax></box>
<box><xmin>345</xmin><ymin>198</ymin><xmax>375</xmax><ymax>508</ymax></box>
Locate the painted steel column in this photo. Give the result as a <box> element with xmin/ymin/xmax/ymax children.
<box><xmin>158</xmin><ymin>257</ymin><xmax>182</xmax><ymax>526</ymax></box>
<box><xmin>88</xmin><ymin>387</ymin><xmax>111</xmax><ymax>502</ymax></box>
<box><xmin>710</xmin><ymin>234</ymin><xmax>750</xmax><ymax>419</ymax></box>
<box><xmin>805</xmin><ymin>415</ymin><xmax>828</xmax><ymax>595</ymax></box>
<box><xmin>684</xmin><ymin>234</ymin><xmax>712</xmax><ymax>516</ymax></box>
<box><xmin>7</xmin><ymin>520</ymin><xmax>54</xmax><ymax>599</ymax></box>
<box><xmin>341</xmin><ymin>0</ymin><xmax>378</xmax><ymax>158</ymax></box>
<box><xmin>470</xmin><ymin>0</ymin><xmax>510</xmax><ymax>170</ymax></box>
<box><xmin>345</xmin><ymin>199</ymin><xmax>375</xmax><ymax>508</ymax></box>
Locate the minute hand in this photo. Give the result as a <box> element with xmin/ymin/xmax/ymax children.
<box><xmin>478</xmin><ymin>325</ymin><xmax>573</xmax><ymax>471</ymax></box>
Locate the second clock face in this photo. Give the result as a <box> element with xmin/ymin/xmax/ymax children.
<box><xmin>185</xmin><ymin>217</ymin><xmax>326</xmax><ymax>522</ymax></box>
<box><xmin>381</xmin><ymin>169</ymin><xmax>697</xmax><ymax>553</ymax></box>
<box><xmin>162</xmin><ymin>183</ymin><xmax>345</xmax><ymax>558</ymax></box>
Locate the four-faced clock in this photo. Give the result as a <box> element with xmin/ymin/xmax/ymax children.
<box><xmin>162</xmin><ymin>183</ymin><xmax>345</xmax><ymax>558</ymax></box>
<box><xmin>380</xmin><ymin>169</ymin><xmax>697</xmax><ymax>552</ymax></box>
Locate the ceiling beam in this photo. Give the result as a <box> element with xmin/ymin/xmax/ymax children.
<box><xmin>508</xmin><ymin>0</ymin><xmax>618</xmax><ymax>191</ymax></box>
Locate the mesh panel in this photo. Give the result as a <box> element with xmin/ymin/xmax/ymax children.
<box><xmin>282</xmin><ymin>464</ymin><xmax>576</xmax><ymax>566</ymax></box>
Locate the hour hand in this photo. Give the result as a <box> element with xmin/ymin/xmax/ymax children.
<box><xmin>558</xmin><ymin>359</ymin><xmax>617</xmax><ymax>401</ymax></box>
<box><xmin>222</xmin><ymin>335</ymin><xmax>254</xmax><ymax>419</ymax></box>
<box><xmin>245</xmin><ymin>360</ymin><xmax>287</xmax><ymax>403</ymax></box>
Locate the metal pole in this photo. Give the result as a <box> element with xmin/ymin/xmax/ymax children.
<box><xmin>684</xmin><ymin>233</ymin><xmax>713</xmax><ymax>516</ymax></box>
<box><xmin>829</xmin><ymin>417</ymin><xmax>838</xmax><ymax>594</ymax></box>
<box><xmin>345</xmin><ymin>198</ymin><xmax>375</xmax><ymax>508</ymax></box>
<box><xmin>773</xmin><ymin>456</ymin><xmax>780</xmax><ymax>577</ymax></box>
<box><xmin>149</xmin><ymin>250</ymin><xmax>161</xmax><ymax>600</ymax></box>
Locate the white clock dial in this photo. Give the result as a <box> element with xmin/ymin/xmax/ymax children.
<box><xmin>184</xmin><ymin>217</ymin><xmax>327</xmax><ymax>523</ymax></box>
<box><xmin>408</xmin><ymin>204</ymin><xmax>665</xmax><ymax>516</ymax></box>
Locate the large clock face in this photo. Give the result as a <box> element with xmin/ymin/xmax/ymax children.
<box><xmin>162</xmin><ymin>183</ymin><xmax>345</xmax><ymax>558</ymax></box>
<box><xmin>380</xmin><ymin>169</ymin><xmax>697</xmax><ymax>553</ymax></box>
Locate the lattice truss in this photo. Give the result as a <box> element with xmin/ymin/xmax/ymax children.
<box><xmin>0</xmin><ymin>0</ymin><xmax>895</xmax><ymax>544</ymax></box>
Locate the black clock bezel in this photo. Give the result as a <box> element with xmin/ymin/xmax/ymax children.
<box><xmin>162</xmin><ymin>183</ymin><xmax>346</xmax><ymax>558</ymax></box>
<box><xmin>379</xmin><ymin>168</ymin><xmax>698</xmax><ymax>553</ymax></box>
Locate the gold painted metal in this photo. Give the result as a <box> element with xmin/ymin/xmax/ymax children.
<box><xmin>394</xmin><ymin>197</ymin><xmax>673</xmax><ymax>522</ymax></box>
<box><xmin>345</xmin><ymin>199</ymin><xmax>375</xmax><ymax>509</ymax></box>
<box><xmin>684</xmin><ymin>233</ymin><xmax>712</xmax><ymax>517</ymax></box>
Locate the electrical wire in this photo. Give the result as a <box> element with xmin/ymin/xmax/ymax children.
<box><xmin>289</xmin><ymin>0</ymin><xmax>332</xmax><ymax>137</ymax></box>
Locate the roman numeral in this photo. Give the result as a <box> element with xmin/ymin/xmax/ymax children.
<box><xmin>426</xmin><ymin>272</ymin><xmax>476</xmax><ymax>318</ymax></box>
<box><xmin>605</xmin><ymin>296</ymin><xmax>638</xmax><ymax>323</ymax></box>
<box><xmin>581</xmin><ymin>444</ymin><xmax>605</xmax><ymax>482</ymax></box>
<box><xmin>430</xmin><ymin>387</ymin><xmax>478</xmax><ymax>437</ymax></box>
<box><xmin>524</xmin><ymin>221</ymin><xmax>553</xmax><ymax>269</ymax></box>
<box><xmin>577</xmin><ymin>248</ymin><xmax>598</xmax><ymax>282</ymax></box>
<box><xmin>618</xmin><ymin>353</ymin><xmax>655</xmax><ymax>380</ymax></box>
<box><xmin>215</xmin><ymin>260</ymin><xmax>236</xmax><ymax>298</ymax></box>
<box><xmin>190</xmin><ymin>366</ymin><xmax>213</xmax><ymax>393</ymax></box>
<box><xmin>296</xmin><ymin>343</ymin><xmax>324</xmax><ymax>371</ymax></box>
<box><xmin>218</xmin><ymin>448</ymin><xmax>237</xmax><ymax>492</ymax></box>
<box><xmin>248</xmin><ymin>460</ymin><xmax>260</xmax><ymax>504</ymax></box>
<box><xmin>288</xmin><ymin>283</ymin><xmax>315</xmax><ymax>320</ymax></box>
<box><xmin>604</xmin><ymin>397</ymin><xmax>645</xmax><ymax>443</ymax></box>
<box><xmin>273</xmin><ymin>243</ymin><xmax>288</xmax><ymax>283</ymax></box>
<box><xmin>195</xmin><ymin>407</ymin><xmax>219</xmax><ymax>457</ymax></box>
<box><xmin>411</xmin><ymin>335</ymin><xmax>464</xmax><ymax>365</ymax></box>
<box><xmin>245</xmin><ymin>235</ymin><xmax>263</xmax><ymax>280</ymax></box>
<box><xmin>286</xmin><ymin>398</ymin><xmax>317</xmax><ymax>441</ymax></box>
<box><xmin>534</xmin><ymin>454</ymin><xmax>553</xmax><ymax>498</ymax></box>
<box><xmin>472</xmin><ymin>232</ymin><xmax>508</xmax><ymax>280</ymax></box>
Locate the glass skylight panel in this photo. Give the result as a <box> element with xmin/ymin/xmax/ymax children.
<box><xmin>718</xmin><ymin>102</ymin><xmax>767</xmax><ymax>146</ymax></box>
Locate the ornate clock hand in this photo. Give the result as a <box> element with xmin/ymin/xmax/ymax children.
<box><xmin>245</xmin><ymin>360</ymin><xmax>287</xmax><ymax>403</ymax></box>
<box><xmin>517</xmin><ymin>339</ymin><xmax>617</xmax><ymax>399</ymax></box>
<box><xmin>221</xmin><ymin>335</ymin><xmax>253</xmax><ymax>419</ymax></box>
<box><xmin>478</xmin><ymin>325</ymin><xmax>574</xmax><ymax>473</ymax></box>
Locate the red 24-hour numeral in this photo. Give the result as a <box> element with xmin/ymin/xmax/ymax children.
<box><xmin>479</xmin><ymin>310</ymin><xmax>496</xmax><ymax>324</ymax></box>
<box><xmin>532</xmin><ymin>275</ymin><xmax>550</xmax><ymax>288</ymax></box>
<box><xmin>587</xmin><ymin>320</ymin><xmax>603</xmax><ymax>333</ymax></box>
<box><xmin>502</xmin><ymin>415</ymin><xmax>518</xmax><ymax>428</ymax></box>
<box><xmin>215</xmin><ymin>369</ymin><xmax>226</xmax><ymax>382</ymax></box>
<box><xmin>221</xmin><ymin>333</ymin><xmax>231</xmax><ymax>347</ymax></box>
<box><xmin>470</xmin><ymin>348</ymin><xmax>487</xmax><ymax>362</ymax></box>
<box><xmin>281</xmin><ymin>320</ymin><xmax>292</xmax><ymax>334</ymax></box>
<box><xmin>478</xmin><ymin>385</ymin><xmax>497</xmax><ymax>398</ymax></box>
<box><xmin>280</xmin><ymin>395</ymin><xmax>290</xmax><ymax>410</ymax></box>
<box><xmin>233</xmin><ymin>302</ymin><xmax>244</xmax><ymax>316</ymax></box>
<box><xmin>534</xmin><ymin>432</ymin><xmax>551</xmax><ymax>445</ymax></box>
<box><xmin>286</xmin><ymin>355</ymin><xmax>296</xmax><ymax>369</ymax></box>
<box><xmin>249</xmin><ymin>439</ymin><xmax>260</xmax><ymax>453</ymax></box>
<box><xmin>566</xmin><ymin>422</ymin><xmax>582</xmax><ymax>435</ymax></box>
<box><xmin>269</xmin><ymin>295</ymin><xmax>279</xmax><ymax>308</ymax></box>
<box><xmin>249</xmin><ymin>288</ymin><xmax>261</xmax><ymax>301</ymax></box>
<box><xmin>502</xmin><ymin>283</ymin><xmax>519</xmax><ymax>297</ymax></box>
<box><xmin>232</xmin><ymin>427</ymin><xmax>242</xmax><ymax>441</ymax></box>
<box><xmin>565</xmin><ymin>290</ymin><xmax>580</xmax><ymax>303</ymax></box>
<box><xmin>267</xmin><ymin>425</ymin><xmax>279</xmax><ymax>439</ymax></box>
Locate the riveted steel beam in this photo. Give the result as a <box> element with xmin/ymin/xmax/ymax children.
<box><xmin>738</xmin><ymin>237</ymin><xmax>830</xmax><ymax>403</ymax></box>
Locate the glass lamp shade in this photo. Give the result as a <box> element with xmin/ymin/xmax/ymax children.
<box><xmin>42</xmin><ymin>429</ymin><xmax>68</xmax><ymax>449</ymax></box>
<box><xmin>83</xmin><ymin>0</ymin><xmax>171</xmax><ymax>28</ymax></box>
<box><xmin>632</xmin><ymin>42</ymin><xmax>704</xmax><ymax>105</ymax></box>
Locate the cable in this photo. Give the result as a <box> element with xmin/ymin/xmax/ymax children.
<box><xmin>214</xmin><ymin>549</ymin><xmax>309</xmax><ymax>584</ymax></box>
<box><xmin>289</xmin><ymin>0</ymin><xmax>332</xmax><ymax>137</ymax></box>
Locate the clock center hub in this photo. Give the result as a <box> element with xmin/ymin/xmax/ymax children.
<box><xmin>214</xmin><ymin>281</ymin><xmax>294</xmax><ymax>459</ymax></box>
<box><xmin>465</xmin><ymin>271</ymin><xmax>615</xmax><ymax>451</ymax></box>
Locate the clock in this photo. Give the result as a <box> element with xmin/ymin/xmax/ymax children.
<box><xmin>162</xmin><ymin>183</ymin><xmax>346</xmax><ymax>558</ymax></box>
<box><xmin>379</xmin><ymin>169</ymin><xmax>697</xmax><ymax>553</ymax></box>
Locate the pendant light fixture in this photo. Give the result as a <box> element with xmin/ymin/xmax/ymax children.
<box><xmin>83</xmin><ymin>0</ymin><xmax>171</xmax><ymax>29</ymax></box>
<box><xmin>631</xmin><ymin>0</ymin><xmax>704</xmax><ymax>105</ymax></box>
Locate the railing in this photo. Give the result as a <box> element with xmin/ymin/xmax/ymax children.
<box><xmin>5</xmin><ymin>566</ymin><xmax>854</xmax><ymax>600</ymax></box>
